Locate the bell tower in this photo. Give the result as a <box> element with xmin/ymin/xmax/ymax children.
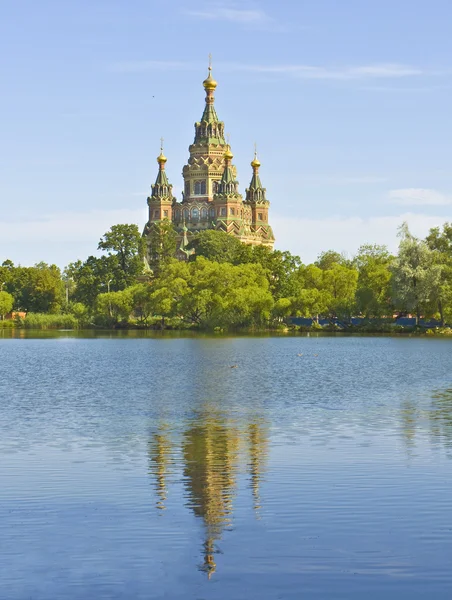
<box><xmin>147</xmin><ymin>140</ymin><xmax>174</xmax><ymax>224</ymax></box>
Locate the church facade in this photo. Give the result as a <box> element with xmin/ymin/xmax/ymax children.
<box><xmin>143</xmin><ymin>65</ymin><xmax>275</xmax><ymax>259</ymax></box>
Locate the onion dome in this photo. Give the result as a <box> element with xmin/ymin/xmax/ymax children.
<box><xmin>203</xmin><ymin>66</ymin><xmax>218</xmax><ymax>90</ymax></box>
<box><xmin>157</xmin><ymin>150</ymin><xmax>167</xmax><ymax>165</ymax></box>
<box><xmin>251</xmin><ymin>155</ymin><xmax>261</xmax><ymax>169</ymax></box>
<box><xmin>224</xmin><ymin>145</ymin><xmax>233</xmax><ymax>161</ymax></box>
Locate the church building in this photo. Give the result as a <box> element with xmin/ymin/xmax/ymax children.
<box><xmin>143</xmin><ymin>64</ymin><xmax>275</xmax><ymax>259</ymax></box>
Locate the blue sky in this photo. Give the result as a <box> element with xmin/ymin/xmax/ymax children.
<box><xmin>2</xmin><ymin>0</ymin><xmax>452</xmax><ymax>266</ymax></box>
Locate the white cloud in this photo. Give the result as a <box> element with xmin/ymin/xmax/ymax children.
<box><xmin>185</xmin><ymin>3</ymin><xmax>271</xmax><ymax>26</ymax></box>
<box><xmin>111</xmin><ymin>60</ymin><xmax>193</xmax><ymax>73</ymax></box>
<box><xmin>388</xmin><ymin>188</ymin><xmax>452</xmax><ymax>206</ymax></box>
<box><xmin>272</xmin><ymin>212</ymin><xmax>452</xmax><ymax>263</ymax></box>
<box><xmin>227</xmin><ymin>62</ymin><xmax>423</xmax><ymax>80</ymax></box>
<box><xmin>0</xmin><ymin>209</ymin><xmax>146</xmax><ymax>267</ymax></box>
<box><xmin>111</xmin><ymin>59</ymin><xmax>427</xmax><ymax>80</ymax></box>
<box><xmin>2</xmin><ymin>208</ymin><xmax>451</xmax><ymax>268</ymax></box>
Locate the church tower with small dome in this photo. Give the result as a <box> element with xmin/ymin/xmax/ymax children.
<box><xmin>142</xmin><ymin>62</ymin><xmax>275</xmax><ymax>259</ymax></box>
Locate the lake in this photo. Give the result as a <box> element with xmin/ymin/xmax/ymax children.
<box><xmin>1</xmin><ymin>333</ymin><xmax>452</xmax><ymax>599</ymax></box>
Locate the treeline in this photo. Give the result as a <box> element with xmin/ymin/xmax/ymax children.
<box><xmin>1</xmin><ymin>221</ymin><xmax>452</xmax><ymax>330</ymax></box>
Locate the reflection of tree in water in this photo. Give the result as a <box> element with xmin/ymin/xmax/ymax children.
<box><xmin>148</xmin><ymin>424</ymin><xmax>173</xmax><ymax>511</ymax></box>
<box><xmin>148</xmin><ymin>410</ymin><xmax>268</xmax><ymax>578</ymax></box>
<box><xmin>429</xmin><ymin>389</ymin><xmax>452</xmax><ymax>450</ymax></box>
<box><xmin>247</xmin><ymin>421</ymin><xmax>268</xmax><ymax>513</ymax></box>
<box><xmin>400</xmin><ymin>389</ymin><xmax>452</xmax><ymax>454</ymax></box>
<box><xmin>400</xmin><ymin>400</ymin><xmax>418</xmax><ymax>452</ymax></box>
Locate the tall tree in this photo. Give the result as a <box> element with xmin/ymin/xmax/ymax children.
<box><xmin>98</xmin><ymin>224</ymin><xmax>144</xmax><ymax>285</ymax></box>
<box><xmin>0</xmin><ymin>291</ymin><xmax>14</xmax><ymax>319</ymax></box>
<box><xmin>425</xmin><ymin>223</ymin><xmax>452</xmax><ymax>324</ymax></box>
<box><xmin>146</xmin><ymin>221</ymin><xmax>178</xmax><ymax>274</ymax></box>
<box><xmin>354</xmin><ymin>244</ymin><xmax>393</xmax><ymax>318</ymax></box>
<box><xmin>392</xmin><ymin>223</ymin><xmax>442</xmax><ymax>324</ymax></box>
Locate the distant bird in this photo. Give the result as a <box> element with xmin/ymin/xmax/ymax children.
<box><xmin>230</xmin><ymin>365</ymin><xmax>238</xmax><ymax>369</ymax></box>
<box><xmin>297</xmin><ymin>353</ymin><xmax>303</xmax><ymax>356</ymax></box>
<box><xmin>314</xmin><ymin>354</ymin><xmax>318</xmax><ymax>357</ymax></box>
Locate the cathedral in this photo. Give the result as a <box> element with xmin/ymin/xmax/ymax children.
<box><xmin>143</xmin><ymin>64</ymin><xmax>275</xmax><ymax>259</ymax></box>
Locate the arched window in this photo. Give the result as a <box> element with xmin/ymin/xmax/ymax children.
<box><xmin>201</xmin><ymin>207</ymin><xmax>208</xmax><ymax>219</ymax></box>
<box><xmin>185</xmin><ymin>181</ymin><xmax>190</xmax><ymax>196</ymax></box>
<box><xmin>194</xmin><ymin>180</ymin><xmax>207</xmax><ymax>195</ymax></box>
<box><xmin>210</xmin><ymin>207</ymin><xmax>215</xmax><ymax>218</ymax></box>
<box><xmin>184</xmin><ymin>209</ymin><xmax>189</xmax><ymax>221</ymax></box>
<box><xmin>192</xmin><ymin>208</ymin><xmax>199</xmax><ymax>220</ymax></box>
<box><xmin>212</xmin><ymin>180</ymin><xmax>219</xmax><ymax>194</ymax></box>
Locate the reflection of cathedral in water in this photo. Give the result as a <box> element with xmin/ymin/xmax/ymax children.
<box><xmin>148</xmin><ymin>410</ymin><xmax>268</xmax><ymax>578</ymax></box>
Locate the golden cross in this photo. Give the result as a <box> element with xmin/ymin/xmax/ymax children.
<box><xmin>254</xmin><ymin>142</ymin><xmax>258</xmax><ymax>158</ymax></box>
<box><xmin>208</xmin><ymin>53</ymin><xmax>212</xmax><ymax>71</ymax></box>
<box><xmin>227</xmin><ymin>132</ymin><xmax>230</xmax><ymax>146</ymax></box>
<box><xmin>160</xmin><ymin>137</ymin><xmax>164</xmax><ymax>153</ymax></box>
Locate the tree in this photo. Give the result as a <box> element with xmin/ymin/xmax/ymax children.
<box><xmin>322</xmin><ymin>263</ymin><xmax>358</xmax><ymax>320</ymax></box>
<box><xmin>65</xmin><ymin>256</ymin><xmax>116</xmax><ymax>309</ymax></box>
<box><xmin>315</xmin><ymin>250</ymin><xmax>350</xmax><ymax>270</ymax></box>
<box><xmin>98</xmin><ymin>224</ymin><xmax>144</xmax><ymax>286</ymax></box>
<box><xmin>146</xmin><ymin>221</ymin><xmax>178</xmax><ymax>274</ymax></box>
<box><xmin>392</xmin><ymin>223</ymin><xmax>442</xmax><ymax>325</ymax></box>
<box><xmin>354</xmin><ymin>244</ymin><xmax>393</xmax><ymax>318</ymax></box>
<box><xmin>6</xmin><ymin>263</ymin><xmax>65</xmax><ymax>313</ymax></box>
<box><xmin>425</xmin><ymin>223</ymin><xmax>452</xmax><ymax>324</ymax></box>
<box><xmin>96</xmin><ymin>288</ymin><xmax>134</xmax><ymax>325</ymax></box>
<box><xmin>189</xmin><ymin>230</ymin><xmax>249</xmax><ymax>265</ymax></box>
<box><xmin>0</xmin><ymin>291</ymin><xmax>13</xmax><ymax>319</ymax></box>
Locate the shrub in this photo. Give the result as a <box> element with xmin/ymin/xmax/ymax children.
<box><xmin>21</xmin><ymin>313</ymin><xmax>79</xmax><ymax>330</ymax></box>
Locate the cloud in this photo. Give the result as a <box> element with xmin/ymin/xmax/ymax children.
<box><xmin>272</xmin><ymin>212</ymin><xmax>452</xmax><ymax>263</ymax></box>
<box><xmin>388</xmin><ymin>188</ymin><xmax>452</xmax><ymax>206</ymax></box>
<box><xmin>185</xmin><ymin>3</ymin><xmax>271</xmax><ymax>26</ymax></box>
<box><xmin>111</xmin><ymin>59</ymin><xmax>427</xmax><ymax>80</ymax></box>
<box><xmin>0</xmin><ymin>209</ymin><xmax>146</xmax><ymax>267</ymax></box>
<box><xmin>227</xmin><ymin>62</ymin><xmax>424</xmax><ymax>80</ymax></box>
<box><xmin>111</xmin><ymin>60</ymin><xmax>193</xmax><ymax>73</ymax></box>
<box><xmin>2</xmin><ymin>208</ymin><xmax>451</xmax><ymax>268</ymax></box>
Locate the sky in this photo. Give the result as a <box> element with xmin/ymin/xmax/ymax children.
<box><xmin>1</xmin><ymin>0</ymin><xmax>452</xmax><ymax>267</ymax></box>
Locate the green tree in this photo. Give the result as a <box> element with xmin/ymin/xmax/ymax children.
<box><xmin>65</xmin><ymin>256</ymin><xmax>116</xmax><ymax>309</ymax></box>
<box><xmin>6</xmin><ymin>263</ymin><xmax>65</xmax><ymax>313</ymax></box>
<box><xmin>392</xmin><ymin>223</ymin><xmax>442</xmax><ymax>324</ymax></box>
<box><xmin>354</xmin><ymin>244</ymin><xmax>393</xmax><ymax>318</ymax></box>
<box><xmin>0</xmin><ymin>291</ymin><xmax>14</xmax><ymax>319</ymax></box>
<box><xmin>315</xmin><ymin>250</ymin><xmax>350</xmax><ymax>270</ymax></box>
<box><xmin>322</xmin><ymin>263</ymin><xmax>358</xmax><ymax>320</ymax></box>
<box><xmin>189</xmin><ymin>229</ymin><xmax>249</xmax><ymax>265</ymax></box>
<box><xmin>146</xmin><ymin>221</ymin><xmax>178</xmax><ymax>274</ymax></box>
<box><xmin>98</xmin><ymin>224</ymin><xmax>144</xmax><ymax>286</ymax></box>
<box><xmin>425</xmin><ymin>223</ymin><xmax>452</xmax><ymax>324</ymax></box>
<box><xmin>96</xmin><ymin>288</ymin><xmax>134</xmax><ymax>325</ymax></box>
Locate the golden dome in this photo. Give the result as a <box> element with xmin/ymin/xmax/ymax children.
<box><xmin>251</xmin><ymin>155</ymin><xmax>261</xmax><ymax>169</ymax></box>
<box><xmin>203</xmin><ymin>67</ymin><xmax>218</xmax><ymax>90</ymax></box>
<box><xmin>224</xmin><ymin>145</ymin><xmax>233</xmax><ymax>160</ymax></box>
<box><xmin>157</xmin><ymin>151</ymin><xmax>167</xmax><ymax>164</ymax></box>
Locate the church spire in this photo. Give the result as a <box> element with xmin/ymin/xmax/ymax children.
<box><xmin>217</xmin><ymin>143</ymin><xmax>238</xmax><ymax>194</ymax></box>
<box><xmin>245</xmin><ymin>146</ymin><xmax>267</xmax><ymax>203</ymax></box>
<box><xmin>151</xmin><ymin>139</ymin><xmax>172</xmax><ymax>198</ymax></box>
<box><xmin>194</xmin><ymin>57</ymin><xmax>225</xmax><ymax>144</ymax></box>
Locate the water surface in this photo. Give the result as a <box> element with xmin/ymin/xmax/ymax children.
<box><xmin>1</xmin><ymin>334</ymin><xmax>452</xmax><ymax>599</ymax></box>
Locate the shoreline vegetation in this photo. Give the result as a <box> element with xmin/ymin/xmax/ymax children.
<box><xmin>2</xmin><ymin>221</ymin><xmax>452</xmax><ymax>335</ymax></box>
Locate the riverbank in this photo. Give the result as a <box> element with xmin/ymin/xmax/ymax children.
<box><xmin>1</xmin><ymin>318</ymin><xmax>452</xmax><ymax>337</ymax></box>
